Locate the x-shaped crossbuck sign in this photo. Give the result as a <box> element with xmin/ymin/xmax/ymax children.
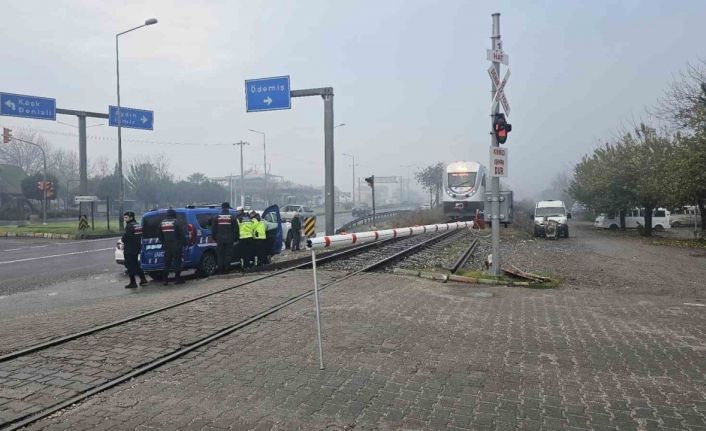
<box><xmin>488</xmin><ymin>66</ymin><xmax>511</xmax><ymax>116</ymax></box>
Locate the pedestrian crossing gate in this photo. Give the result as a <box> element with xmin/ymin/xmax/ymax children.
<box><xmin>304</xmin><ymin>216</ymin><xmax>316</xmax><ymax>237</ymax></box>
<box><xmin>78</xmin><ymin>215</ymin><xmax>89</xmax><ymax>231</ymax></box>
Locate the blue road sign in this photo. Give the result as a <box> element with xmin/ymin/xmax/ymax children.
<box><xmin>0</xmin><ymin>92</ymin><xmax>56</xmax><ymax>121</ymax></box>
<box><xmin>245</xmin><ymin>76</ymin><xmax>291</xmax><ymax>112</ymax></box>
<box><xmin>109</xmin><ymin>105</ymin><xmax>154</xmax><ymax>130</ymax></box>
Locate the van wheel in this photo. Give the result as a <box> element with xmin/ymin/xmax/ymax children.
<box><xmin>147</xmin><ymin>271</ymin><xmax>163</xmax><ymax>281</ymax></box>
<box><xmin>654</xmin><ymin>225</ymin><xmax>664</xmax><ymax>231</ymax></box>
<box><xmin>671</xmin><ymin>221</ymin><xmax>681</xmax><ymax>227</ymax></box>
<box><xmin>564</xmin><ymin>227</ymin><xmax>570</xmax><ymax>238</ymax></box>
<box><xmin>197</xmin><ymin>251</ymin><xmax>217</xmax><ymax>277</ymax></box>
<box><xmin>609</xmin><ymin>224</ymin><xmax>619</xmax><ymax>230</ymax></box>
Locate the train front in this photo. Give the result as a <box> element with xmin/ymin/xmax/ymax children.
<box><xmin>442</xmin><ymin>161</ymin><xmax>485</xmax><ymax>220</ymax></box>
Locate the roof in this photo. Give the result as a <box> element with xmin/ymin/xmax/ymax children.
<box><xmin>0</xmin><ymin>164</ymin><xmax>26</xmax><ymax>195</ymax></box>
<box><xmin>537</xmin><ymin>200</ymin><xmax>565</xmax><ymax>208</ymax></box>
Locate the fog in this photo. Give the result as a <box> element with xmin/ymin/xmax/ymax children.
<box><xmin>1</xmin><ymin>0</ymin><xmax>704</xmax><ymax>201</ymax></box>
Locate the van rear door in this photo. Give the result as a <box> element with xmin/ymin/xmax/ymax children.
<box><xmin>262</xmin><ymin>204</ymin><xmax>283</xmax><ymax>254</ymax></box>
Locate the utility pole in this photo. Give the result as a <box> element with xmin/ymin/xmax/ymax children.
<box><xmin>233</xmin><ymin>141</ymin><xmax>249</xmax><ymax>208</ymax></box>
<box><xmin>490</xmin><ymin>13</ymin><xmax>502</xmax><ymax>276</ymax></box>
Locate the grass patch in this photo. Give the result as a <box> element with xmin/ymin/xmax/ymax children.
<box><xmin>649</xmin><ymin>237</ymin><xmax>706</xmax><ymax>249</ymax></box>
<box><xmin>0</xmin><ymin>220</ymin><xmax>119</xmax><ymax>237</ymax></box>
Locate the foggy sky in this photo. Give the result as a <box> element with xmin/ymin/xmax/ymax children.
<box><xmin>0</xmin><ymin>0</ymin><xmax>704</xmax><ymax>200</ymax></box>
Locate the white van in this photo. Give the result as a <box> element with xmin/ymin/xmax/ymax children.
<box><xmin>533</xmin><ymin>200</ymin><xmax>570</xmax><ymax>238</ymax></box>
<box><xmin>670</xmin><ymin>206</ymin><xmax>700</xmax><ymax>228</ymax></box>
<box><xmin>594</xmin><ymin>208</ymin><xmax>671</xmax><ymax>230</ymax></box>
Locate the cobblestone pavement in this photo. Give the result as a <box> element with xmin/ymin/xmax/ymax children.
<box><xmin>6</xmin><ymin>223</ymin><xmax>706</xmax><ymax>430</ymax></box>
<box><xmin>0</xmin><ymin>270</ymin><xmax>341</xmax><ymax>427</ymax></box>
<box><xmin>23</xmin><ymin>270</ymin><xmax>706</xmax><ymax>430</ymax></box>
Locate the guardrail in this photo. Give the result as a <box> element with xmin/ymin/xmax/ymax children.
<box><xmin>335</xmin><ymin>210</ymin><xmax>411</xmax><ymax>234</ymax></box>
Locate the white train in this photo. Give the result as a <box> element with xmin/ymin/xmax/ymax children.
<box><xmin>442</xmin><ymin>161</ymin><xmax>487</xmax><ymax>220</ymax></box>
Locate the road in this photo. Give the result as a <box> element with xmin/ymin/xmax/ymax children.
<box><xmin>0</xmin><ymin>236</ymin><xmax>119</xmax><ymax>296</ymax></box>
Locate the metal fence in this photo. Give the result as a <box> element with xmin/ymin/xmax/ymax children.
<box><xmin>335</xmin><ymin>210</ymin><xmax>411</xmax><ymax>234</ymax></box>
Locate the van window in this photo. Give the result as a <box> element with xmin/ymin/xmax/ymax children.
<box><xmin>142</xmin><ymin>213</ymin><xmax>187</xmax><ymax>238</ymax></box>
<box><xmin>303</xmin><ymin>207</ymin><xmax>312</xmax><ymax>212</ymax></box>
<box><xmin>196</xmin><ymin>213</ymin><xmax>213</xmax><ymax>229</ymax></box>
<box><xmin>653</xmin><ymin>209</ymin><xmax>666</xmax><ymax>217</ymax></box>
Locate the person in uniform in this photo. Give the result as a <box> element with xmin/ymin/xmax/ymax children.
<box><xmin>251</xmin><ymin>211</ymin><xmax>267</xmax><ymax>266</ymax></box>
<box><xmin>211</xmin><ymin>202</ymin><xmax>239</xmax><ymax>274</ymax></box>
<box><xmin>237</xmin><ymin>210</ymin><xmax>254</xmax><ymax>270</ymax></box>
<box><xmin>122</xmin><ymin>211</ymin><xmax>148</xmax><ymax>289</ymax></box>
<box><xmin>159</xmin><ymin>208</ymin><xmax>186</xmax><ymax>285</ymax></box>
<box><xmin>290</xmin><ymin>212</ymin><xmax>302</xmax><ymax>251</ymax></box>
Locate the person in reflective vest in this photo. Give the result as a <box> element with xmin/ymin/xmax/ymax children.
<box><xmin>158</xmin><ymin>208</ymin><xmax>186</xmax><ymax>285</ymax></box>
<box><xmin>251</xmin><ymin>211</ymin><xmax>267</xmax><ymax>266</ymax></box>
<box><xmin>237</xmin><ymin>210</ymin><xmax>254</xmax><ymax>270</ymax></box>
<box><xmin>122</xmin><ymin>211</ymin><xmax>148</xmax><ymax>289</ymax></box>
<box><xmin>211</xmin><ymin>202</ymin><xmax>239</xmax><ymax>274</ymax></box>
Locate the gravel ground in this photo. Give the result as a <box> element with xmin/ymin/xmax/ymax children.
<box><xmin>392</xmin><ymin>228</ymin><xmax>478</xmax><ymax>271</ymax></box>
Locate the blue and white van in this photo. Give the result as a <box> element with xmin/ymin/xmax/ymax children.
<box><xmin>139</xmin><ymin>205</ymin><xmax>283</xmax><ymax>279</ymax></box>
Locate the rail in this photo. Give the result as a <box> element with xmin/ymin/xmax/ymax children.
<box><xmin>335</xmin><ymin>209</ymin><xmax>411</xmax><ymax>234</ymax></box>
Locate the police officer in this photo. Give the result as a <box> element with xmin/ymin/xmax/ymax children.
<box><xmin>122</xmin><ymin>211</ymin><xmax>148</xmax><ymax>289</ymax></box>
<box><xmin>237</xmin><ymin>209</ymin><xmax>254</xmax><ymax>270</ymax></box>
<box><xmin>211</xmin><ymin>202</ymin><xmax>239</xmax><ymax>274</ymax></box>
<box><xmin>159</xmin><ymin>208</ymin><xmax>186</xmax><ymax>285</ymax></box>
<box><xmin>251</xmin><ymin>211</ymin><xmax>267</xmax><ymax>266</ymax></box>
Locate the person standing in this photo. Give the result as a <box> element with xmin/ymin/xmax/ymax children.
<box><xmin>211</xmin><ymin>202</ymin><xmax>239</xmax><ymax>274</ymax></box>
<box><xmin>159</xmin><ymin>208</ymin><xmax>186</xmax><ymax>285</ymax></box>
<box><xmin>290</xmin><ymin>212</ymin><xmax>302</xmax><ymax>251</ymax></box>
<box><xmin>237</xmin><ymin>209</ymin><xmax>254</xmax><ymax>270</ymax></box>
<box><xmin>252</xmin><ymin>211</ymin><xmax>267</xmax><ymax>266</ymax></box>
<box><xmin>122</xmin><ymin>211</ymin><xmax>148</xmax><ymax>289</ymax></box>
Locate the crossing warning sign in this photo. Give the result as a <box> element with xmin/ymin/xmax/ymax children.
<box><xmin>78</xmin><ymin>215</ymin><xmax>89</xmax><ymax>231</ymax></box>
<box><xmin>303</xmin><ymin>217</ymin><xmax>316</xmax><ymax>237</ymax></box>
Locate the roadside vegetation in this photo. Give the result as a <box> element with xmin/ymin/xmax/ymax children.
<box><xmin>0</xmin><ymin>220</ymin><xmax>115</xmax><ymax>237</ymax></box>
<box><xmin>569</xmin><ymin>61</ymin><xmax>706</xmax><ymax>236</ymax></box>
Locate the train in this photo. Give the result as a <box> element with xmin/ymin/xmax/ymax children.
<box><xmin>442</xmin><ymin>160</ymin><xmax>487</xmax><ymax>220</ymax></box>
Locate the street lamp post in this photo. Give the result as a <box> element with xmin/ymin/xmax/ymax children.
<box><xmin>248</xmin><ymin>129</ymin><xmax>267</xmax><ymax>206</ymax></box>
<box><xmin>116</xmin><ymin>17</ymin><xmax>158</xmax><ymax>230</ymax></box>
<box><xmin>233</xmin><ymin>141</ymin><xmax>249</xmax><ymax>208</ymax></box>
<box><xmin>342</xmin><ymin>153</ymin><xmax>355</xmax><ymax>207</ymax></box>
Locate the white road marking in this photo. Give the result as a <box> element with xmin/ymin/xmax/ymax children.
<box><xmin>683</xmin><ymin>303</ymin><xmax>705</xmax><ymax>307</ymax></box>
<box><xmin>0</xmin><ymin>248</ymin><xmax>113</xmax><ymax>265</ymax></box>
<box><xmin>2</xmin><ymin>237</ymin><xmax>117</xmax><ymax>252</ymax></box>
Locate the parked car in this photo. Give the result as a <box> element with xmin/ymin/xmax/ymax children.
<box><xmin>279</xmin><ymin>204</ymin><xmax>316</xmax><ymax>222</ymax></box>
<box><xmin>351</xmin><ymin>204</ymin><xmax>372</xmax><ymax>218</ymax></box>
<box><xmin>139</xmin><ymin>205</ymin><xmax>283</xmax><ymax>279</ymax></box>
<box><xmin>115</xmin><ymin>239</ymin><xmax>125</xmax><ymax>265</ymax></box>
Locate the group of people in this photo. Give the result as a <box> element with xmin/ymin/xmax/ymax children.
<box><xmin>121</xmin><ymin>202</ymin><xmax>272</xmax><ymax>289</ymax></box>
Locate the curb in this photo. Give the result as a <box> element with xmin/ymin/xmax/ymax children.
<box><xmin>0</xmin><ymin>231</ymin><xmax>120</xmax><ymax>240</ymax></box>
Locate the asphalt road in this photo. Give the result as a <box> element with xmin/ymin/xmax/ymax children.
<box><xmin>0</xmin><ymin>236</ymin><xmax>120</xmax><ymax>296</ymax></box>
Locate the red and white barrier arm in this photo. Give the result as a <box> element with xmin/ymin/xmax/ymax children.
<box><xmin>306</xmin><ymin>221</ymin><xmax>474</xmax><ymax>250</ymax></box>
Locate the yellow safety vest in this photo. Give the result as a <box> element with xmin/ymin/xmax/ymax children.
<box><xmin>239</xmin><ymin>220</ymin><xmax>253</xmax><ymax>239</ymax></box>
<box><xmin>254</xmin><ymin>220</ymin><xmax>266</xmax><ymax>240</ymax></box>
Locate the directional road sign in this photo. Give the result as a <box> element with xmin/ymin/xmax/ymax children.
<box><xmin>0</xmin><ymin>92</ymin><xmax>56</xmax><ymax>120</ymax></box>
<box><xmin>74</xmin><ymin>195</ymin><xmax>99</xmax><ymax>203</ymax></box>
<box><xmin>245</xmin><ymin>76</ymin><xmax>291</xmax><ymax>112</ymax></box>
<box><xmin>488</xmin><ymin>66</ymin><xmax>511</xmax><ymax>116</ymax></box>
<box><xmin>109</xmin><ymin>105</ymin><xmax>154</xmax><ymax>130</ymax></box>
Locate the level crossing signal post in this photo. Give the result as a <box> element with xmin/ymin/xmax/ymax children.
<box><xmin>365</xmin><ymin>176</ymin><xmax>375</xmax><ymax>225</ymax></box>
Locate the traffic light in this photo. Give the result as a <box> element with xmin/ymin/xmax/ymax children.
<box><xmin>2</xmin><ymin>127</ymin><xmax>11</xmax><ymax>144</ymax></box>
<box><xmin>364</xmin><ymin>176</ymin><xmax>374</xmax><ymax>188</ymax></box>
<box><xmin>46</xmin><ymin>182</ymin><xmax>55</xmax><ymax>199</ymax></box>
<box><xmin>493</xmin><ymin>113</ymin><xmax>512</xmax><ymax>144</ymax></box>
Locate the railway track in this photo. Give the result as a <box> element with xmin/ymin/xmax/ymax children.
<box><xmin>0</xmin><ymin>229</ymin><xmax>463</xmax><ymax>431</ymax></box>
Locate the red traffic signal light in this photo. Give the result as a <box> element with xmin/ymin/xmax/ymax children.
<box><xmin>493</xmin><ymin>113</ymin><xmax>512</xmax><ymax>144</ymax></box>
<box><xmin>46</xmin><ymin>182</ymin><xmax>55</xmax><ymax>198</ymax></box>
<box><xmin>364</xmin><ymin>176</ymin><xmax>374</xmax><ymax>188</ymax></box>
<box><xmin>2</xmin><ymin>127</ymin><xmax>11</xmax><ymax>144</ymax></box>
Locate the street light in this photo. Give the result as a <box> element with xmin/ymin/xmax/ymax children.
<box><xmin>116</xmin><ymin>17</ymin><xmax>158</xmax><ymax>230</ymax></box>
<box><xmin>342</xmin><ymin>153</ymin><xmax>356</xmax><ymax>207</ymax></box>
<box><xmin>248</xmin><ymin>129</ymin><xmax>267</xmax><ymax>206</ymax></box>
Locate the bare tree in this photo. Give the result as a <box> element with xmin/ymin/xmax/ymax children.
<box><xmin>0</xmin><ymin>129</ymin><xmax>49</xmax><ymax>174</ymax></box>
<box><xmin>654</xmin><ymin>60</ymin><xmax>706</xmax><ymax>131</ymax></box>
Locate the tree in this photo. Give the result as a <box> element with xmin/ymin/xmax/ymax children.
<box><xmin>0</xmin><ymin>130</ymin><xmax>49</xmax><ymax>174</ymax></box>
<box><xmin>655</xmin><ymin>62</ymin><xmax>706</xmax><ymax>229</ymax></box>
<box><xmin>415</xmin><ymin>162</ymin><xmax>445</xmax><ymax>207</ymax></box>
